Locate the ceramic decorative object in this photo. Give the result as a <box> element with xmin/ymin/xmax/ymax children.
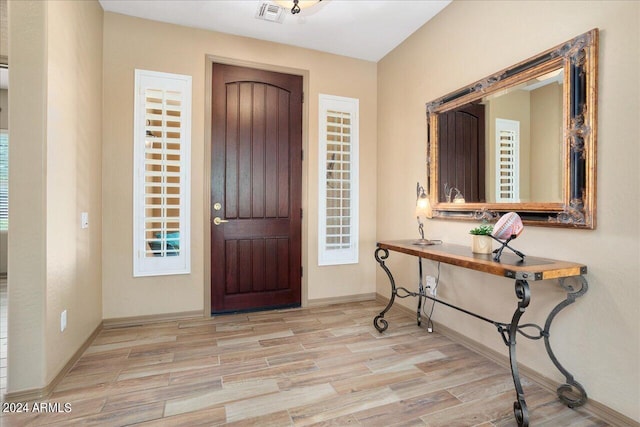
<box><xmin>493</xmin><ymin>211</ymin><xmax>524</xmax><ymax>240</ymax></box>
<box><xmin>469</xmin><ymin>224</ymin><xmax>493</xmax><ymax>254</ymax></box>
<box><xmin>471</xmin><ymin>235</ymin><xmax>493</xmax><ymax>254</ymax></box>
<box><xmin>491</xmin><ymin>212</ymin><xmax>526</xmax><ymax>262</ymax></box>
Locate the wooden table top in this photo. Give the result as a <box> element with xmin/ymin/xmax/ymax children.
<box><xmin>377</xmin><ymin>240</ymin><xmax>587</xmax><ymax>281</ymax></box>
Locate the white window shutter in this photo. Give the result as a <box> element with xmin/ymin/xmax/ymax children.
<box><xmin>495</xmin><ymin>118</ymin><xmax>520</xmax><ymax>203</ymax></box>
<box><xmin>0</xmin><ymin>130</ymin><xmax>7</xmax><ymax>231</ymax></box>
<box><xmin>133</xmin><ymin>70</ymin><xmax>191</xmax><ymax>277</ymax></box>
<box><xmin>318</xmin><ymin>94</ymin><xmax>359</xmax><ymax>266</ymax></box>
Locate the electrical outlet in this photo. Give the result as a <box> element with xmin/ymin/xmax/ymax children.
<box><xmin>426</xmin><ymin>275</ymin><xmax>437</xmax><ymax>296</ymax></box>
<box><xmin>61</xmin><ymin>310</ymin><xmax>67</xmax><ymax>332</ymax></box>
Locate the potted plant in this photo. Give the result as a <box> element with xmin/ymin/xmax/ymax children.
<box><xmin>469</xmin><ymin>224</ymin><xmax>494</xmax><ymax>254</ymax></box>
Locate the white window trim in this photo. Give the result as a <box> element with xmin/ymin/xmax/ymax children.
<box><xmin>318</xmin><ymin>94</ymin><xmax>359</xmax><ymax>266</ymax></box>
<box><xmin>133</xmin><ymin>69</ymin><xmax>192</xmax><ymax>277</ymax></box>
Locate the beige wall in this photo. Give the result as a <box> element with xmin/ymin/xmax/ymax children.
<box><xmin>530</xmin><ymin>82</ymin><xmax>563</xmax><ymax>201</ymax></box>
<box><xmin>44</xmin><ymin>0</ymin><xmax>104</xmax><ymax>387</ymax></box>
<box><xmin>486</xmin><ymin>90</ymin><xmax>531</xmax><ymax>202</ymax></box>
<box><xmin>7</xmin><ymin>0</ymin><xmax>46</xmax><ymax>392</ymax></box>
<box><xmin>7</xmin><ymin>0</ymin><xmax>103</xmax><ymax>393</ymax></box>
<box><xmin>102</xmin><ymin>13</ymin><xmax>378</xmax><ymax>319</ymax></box>
<box><xmin>486</xmin><ymin>83</ymin><xmax>563</xmax><ymax>203</ymax></box>
<box><xmin>377</xmin><ymin>0</ymin><xmax>639</xmax><ymax>421</ymax></box>
<box><xmin>0</xmin><ymin>0</ymin><xmax>6</xmax><ymax>60</ymax></box>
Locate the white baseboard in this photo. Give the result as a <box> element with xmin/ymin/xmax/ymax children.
<box><xmin>4</xmin><ymin>322</ymin><xmax>103</xmax><ymax>403</ymax></box>
<box><xmin>103</xmin><ymin>310</ymin><xmax>204</xmax><ymax>329</ymax></box>
<box><xmin>307</xmin><ymin>292</ymin><xmax>377</xmax><ymax>307</ymax></box>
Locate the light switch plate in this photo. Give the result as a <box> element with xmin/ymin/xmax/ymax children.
<box><xmin>61</xmin><ymin>310</ymin><xmax>67</xmax><ymax>332</ymax></box>
<box><xmin>81</xmin><ymin>212</ymin><xmax>89</xmax><ymax>229</ymax></box>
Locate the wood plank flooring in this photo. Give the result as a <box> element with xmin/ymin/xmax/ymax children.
<box><xmin>0</xmin><ymin>301</ymin><xmax>609</xmax><ymax>426</ymax></box>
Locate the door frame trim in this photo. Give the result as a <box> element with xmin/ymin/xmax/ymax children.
<box><xmin>203</xmin><ymin>55</ymin><xmax>310</xmax><ymax>316</ymax></box>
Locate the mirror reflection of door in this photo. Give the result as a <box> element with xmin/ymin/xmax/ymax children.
<box><xmin>438</xmin><ymin>104</ymin><xmax>485</xmax><ymax>203</ymax></box>
<box><xmin>210</xmin><ymin>63</ymin><xmax>302</xmax><ymax>314</ymax></box>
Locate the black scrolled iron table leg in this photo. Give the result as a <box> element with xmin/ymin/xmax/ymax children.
<box><xmin>509</xmin><ymin>279</ymin><xmax>531</xmax><ymax>427</ymax></box>
<box><xmin>374</xmin><ymin>247</ymin><xmax>395</xmax><ymax>332</ymax></box>
<box><xmin>544</xmin><ymin>275</ymin><xmax>589</xmax><ymax>407</ymax></box>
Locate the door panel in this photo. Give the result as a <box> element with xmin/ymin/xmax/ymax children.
<box><xmin>211</xmin><ymin>63</ymin><xmax>302</xmax><ymax>313</ymax></box>
<box><xmin>438</xmin><ymin>104</ymin><xmax>485</xmax><ymax>203</ymax></box>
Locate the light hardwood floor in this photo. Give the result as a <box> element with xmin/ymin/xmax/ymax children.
<box><xmin>0</xmin><ymin>301</ymin><xmax>608</xmax><ymax>426</ymax></box>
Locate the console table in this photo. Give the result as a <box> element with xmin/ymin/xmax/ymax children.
<box><xmin>374</xmin><ymin>240</ymin><xmax>588</xmax><ymax>427</ymax></box>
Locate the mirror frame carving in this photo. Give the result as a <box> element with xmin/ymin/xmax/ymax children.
<box><xmin>426</xmin><ymin>29</ymin><xmax>598</xmax><ymax>229</ymax></box>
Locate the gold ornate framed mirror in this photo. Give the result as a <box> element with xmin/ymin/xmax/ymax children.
<box><xmin>426</xmin><ymin>29</ymin><xmax>598</xmax><ymax>228</ymax></box>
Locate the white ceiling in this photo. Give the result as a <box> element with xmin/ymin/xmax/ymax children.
<box><xmin>98</xmin><ymin>0</ymin><xmax>451</xmax><ymax>62</ymax></box>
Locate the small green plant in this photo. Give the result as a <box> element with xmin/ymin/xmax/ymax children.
<box><xmin>469</xmin><ymin>224</ymin><xmax>493</xmax><ymax>235</ymax></box>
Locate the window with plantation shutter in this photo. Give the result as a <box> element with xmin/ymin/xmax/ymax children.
<box><xmin>495</xmin><ymin>118</ymin><xmax>520</xmax><ymax>203</ymax></box>
<box><xmin>318</xmin><ymin>94</ymin><xmax>358</xmax><ymax>266</ymax></box>
<box><xmin>0</xmin><ymin>130</ymin><xmax>7</xmax><ymax>232</ymax></box>
<box><xmin>133</xmin><ymin>70</ymin><xmax>191</xmax><ymax>277</ymax></box>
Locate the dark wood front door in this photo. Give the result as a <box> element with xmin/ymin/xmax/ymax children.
<box><xmin>211</xmin><ymin>63</ymin><xmax>302</xmax><ymax>314</ymax></box>
<box><xmin>438</xmin><ymin>104</ymin><xmax>486</xmax><ymax>203</ymax></box>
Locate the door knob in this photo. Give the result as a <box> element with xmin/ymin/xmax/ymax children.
<box><xmin>213</xmin><ymin>217</ymin><xmax>229</xmax><ymax>226</ymax></box>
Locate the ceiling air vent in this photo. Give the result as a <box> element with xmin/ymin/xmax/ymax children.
<box><xmin>255</xmin><ymin>2</ymin><xmax>286</xmax><ymax>23</ymax></box>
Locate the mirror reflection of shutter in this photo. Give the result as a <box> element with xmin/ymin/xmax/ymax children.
<box><xmin>134</xmin><ymin>70</ymin><xmax>191</xmax><ymax>277</ymax></box>
<box><xmin>495</xmin><ymin>118</ymin><xmax>520</xmax><ymax>203</ymax></box>
<box><xmin>318</xmin><ymin>95</ymin><xmax>359</xmax><ymax>266</ymax></box>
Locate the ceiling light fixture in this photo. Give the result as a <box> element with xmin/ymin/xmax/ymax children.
<box><xmin>274</xmin><ymin>0</ymin><xmax>322</xmax><ymax>15</ymax></box>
